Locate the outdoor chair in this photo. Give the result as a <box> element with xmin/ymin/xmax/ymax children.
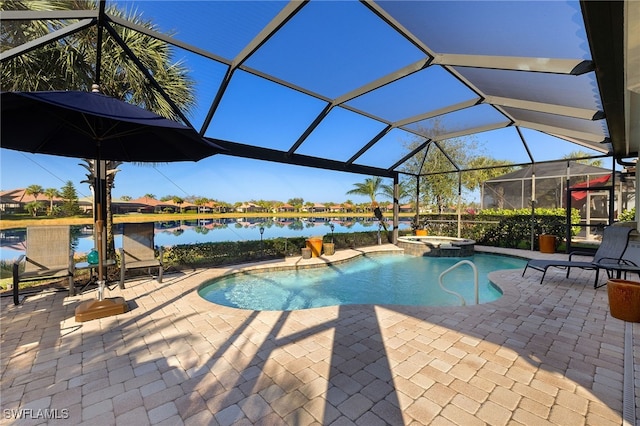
<box><xmin>119</xmin><ymin>223</ymin><xmax>163</xmax><ymax>287</ymax></box>
<box><xmin>12</xmin><ymin>225</ymin><xmax>74</xmax><ymax>305</ymax></box>
<box><xmin>594</xmin><ymin>237</ymin><xmax>640</xmax><ymax>281</ymax></box>
<box><xmin>522</xmin><ymin>224</ymin><xmax>634</xmax><ymax>288</ymax></box>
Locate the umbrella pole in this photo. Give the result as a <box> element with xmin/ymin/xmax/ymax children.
<box><xmin>96</xmin><ymin>153</ymin><xmax>106</xmax><ymax>301</ymax></box>
<box><xmin>96</xmin><ymin>217</ymin><xmax>104</xmax><ymax>301</ymax></box>
<box><xmin>75</xmin><ymin>155</ymin><xmax>127</xmax><ymax>322</ymax></box>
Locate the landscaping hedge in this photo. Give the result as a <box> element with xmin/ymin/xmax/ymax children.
<box><xmin>159</xmin><ymin>210</ymin><xmax>580</xmax><ymax>268</ymax></box>
<box><xmin>162</xmin><ymin>231</ymin><xmax>389</xmax><ymax>269</ymax></box>
<box><xmin>415</xmin><ymin>208</ymin><xmax>581</xmax><ymax>250</ymax></box>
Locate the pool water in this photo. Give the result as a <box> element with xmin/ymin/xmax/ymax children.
<box><xmin>198</xmin><ymin>253</ymin><xmax>526</xmax><ymax>311</ymax></box>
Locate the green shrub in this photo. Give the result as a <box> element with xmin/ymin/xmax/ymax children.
<box><xmin>476</xmin><ymin>214</ymin><xmax>565</xmax><ymax>249</ymax></box>
<box><xmin>162</xmin><ymin>211</ymin><xmax>583</xmax><ymax>268</ymax></box>
<box><xmin>619</xmin><ymin>208</ymin><xmax>635</xmax><ymax>222</ymax></box>
<box><xmin>162</xmin><ymin>232</ymin><xmax>387</xmax><ymax>269</ymax></box>
<box><xmin>413</xmin><ymin>208</ymin><xmax>580</xmax><ymax>249</ymax></box>
<box><xmin>325</xmin><ymin>231</ymin><xmax>390</xmax><ymax>248</ymax></box>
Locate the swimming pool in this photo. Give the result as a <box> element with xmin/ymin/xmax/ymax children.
<box><xmin>198</xmin><ymin>253</ymin><xmax>527</xmax><ymax>311</ymax></box>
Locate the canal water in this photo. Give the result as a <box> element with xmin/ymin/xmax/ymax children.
<box><xmin>1</xmin><ymin>217</ymin><xmax>412</xmax><ymax>260</ymax></box>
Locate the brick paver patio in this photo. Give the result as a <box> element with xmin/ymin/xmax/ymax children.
<box><xmin>1</xmin><ymin>245</ymin><xmax>637</xmax><ymax>425</ymax></box>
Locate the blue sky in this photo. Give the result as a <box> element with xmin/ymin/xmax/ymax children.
<box><xmin>0</xmin><ymin>131</ymin><xmax>609</xmax><ymax>205</ymax></box>
<box><xmin>0</xmin><ymin>150</ymin><xmax>383</xmax><ymax>203</ymax></box>
<box><xmin>0</xmin><ymin>0</ymin><xmax>611</xmax><ymax>204</ymax></box>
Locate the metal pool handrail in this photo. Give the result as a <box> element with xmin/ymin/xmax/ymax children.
<box><xmin>438</xmin><ymin>260</ymin><xmax>479</xmax><ymax>306</ymax></box>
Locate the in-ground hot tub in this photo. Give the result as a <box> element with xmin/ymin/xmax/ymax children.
<box><xmin>397</xmin><ymin>235</ymin><xmax>475</xmax><ymax>257</ymax></box>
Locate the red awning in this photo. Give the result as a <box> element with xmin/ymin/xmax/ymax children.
<box><xmin>570</xmin><ymin>174</ymin><xmax>611</xmax><ymax>201</ymax></box>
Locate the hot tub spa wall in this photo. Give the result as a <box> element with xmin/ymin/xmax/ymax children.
<box><xmin>397</xmin><ymin>238</ymin><xmax>475</xmax><ymax>257</ymax></box>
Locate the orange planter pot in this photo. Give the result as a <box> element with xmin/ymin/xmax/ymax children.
<box><xmin>306</xmin><ymin>237</ymin><xmax>323</xmax><ymax>257</ymax></box>
<box><xmin>416</xmin><ymin>229</ymin><xmax>428</xmax><ymax>236</ymax></box>
<box><xmin>538</xmin><ymin>235</ymin><xmax>556</xmax><ymax>253</ymax></box>
<box><xmin>607</xmin><ymin>279</ymin><xmax>640</xmax><ymax>322</ymax></box>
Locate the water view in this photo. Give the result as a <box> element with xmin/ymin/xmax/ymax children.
<box><xmin>0</xmin><ymin>217</ymin><xmax>411</xmax><ymax>260</ymax></box>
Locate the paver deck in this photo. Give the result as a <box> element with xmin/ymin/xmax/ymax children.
<box><xmin>1</xmin><ymin>245</ymin><xmax>637</xmax><ymax>425</ymax></box>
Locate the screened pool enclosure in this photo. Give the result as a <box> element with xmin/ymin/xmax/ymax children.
<box><xmin>1</xmin><ymin>1</ymin><xmax>638</xmax><ymax>244</ymax></box>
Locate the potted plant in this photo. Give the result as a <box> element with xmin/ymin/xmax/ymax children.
<box><xmin>412</xmin><ymin>217</ymin><xmax>428</xmax><ymax>236</ymax></box>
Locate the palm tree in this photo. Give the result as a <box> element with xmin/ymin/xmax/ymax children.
<box><xmin>1</xmin><ymin>0</ymin><xmax>196</xmax><ymax>258</ymax></box>
<box><xmin>172</xmin><ymin>196</ymin><xmax>184</xmax><ymax>213</ymax></box>
<box><xmin>25</xmin><ymin>201</ymin><xmax>44</xmax><ymax>217</ymax></box>
<box><xmin>346</xmin><ymin>176</ymin><xmax>385</xmax><ymax>205</ymax></box>
<box><xmin>1</xmin><ymin>1</ymin><xmax>195</xmax><ymax>116</ymax></box>
<box><xmin>24</xmin><ymin>185</ymin><xmax>43</xmax><ymax>215</ymax></box>
<box><xmin>562</xmin><ymin>151</ymin><xmax>603</xmax><ymax>168</ymax></box>
<box><xmin>25</xmin><ymin>184</ymin><xmax>43</xmax><ymax>201</ymax></box>
<box><xmin>43</xmin><ymin>187</ymin><xmax>59</xmax><ymax>216</ymax></box>
<box><xmin>347</xmin><ymin>176</ymin><xmax>391</xmax><ymax>232</ymax></box>
<box><xmin>381</xmin><ymin>181</ymin><xmax>409</xmax><ymax>203</ymax></box>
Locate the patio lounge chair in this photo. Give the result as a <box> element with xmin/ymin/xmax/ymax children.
<box><xmin>522</xmin><ymin>224</ymin><xmax>634</xmax><ymax>288</ymax></box>
<box><xmin>119</xmin><ymin>223</ymin><xmax>163</xmax><ymax>287</ymax></box>
<box><xmin>594</xmin><ymin>238</ymin><xmax>640</xmax><ymax>281</ymax></box>
<box><xmin>12</xmin><ymin>226</ymin><xmax>74</xmax><ymax>305</ymax></box>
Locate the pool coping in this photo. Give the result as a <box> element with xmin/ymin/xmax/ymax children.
<box><xmin>190</xmin><ymin>243</ymin><xmax>527</xmax><ymax>315</ymax></box>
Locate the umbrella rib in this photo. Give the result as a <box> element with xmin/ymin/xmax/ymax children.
<box><xmin>80</xmin><ymin>113</ymin><xmax>100</xmax><ymax>139</ymax></box>
<box><xmin>79</xmin><ymin>113</ymin><xmax>142</xmax><ymax>141</ymax></box>
<box><xmin>99</xmin><ymin>126</ymin><xmax>147</xmax><ymax>140</ymax></box>
<box><xmin>32</xmin><ymin>113</ymin><xmax>96</xmax><ymax>152</ymax></box>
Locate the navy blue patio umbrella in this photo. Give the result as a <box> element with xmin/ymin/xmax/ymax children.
<box><xmin>1</xmin><ymin>90</ymin><xmax>224</xmax><ymax>303</ymax></box>
<box><xmin>1</xmin><ymin>90</ymin><xmax>223</xmax><ymax>162</ymax></box>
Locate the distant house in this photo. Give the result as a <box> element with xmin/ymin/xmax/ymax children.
<box><xmin>329</xmin><ymin>203</ymin><xmax>355</xmax><ymax>213</ymax></box>
<box><xmin>278</xmin><ymin>203</ymin><xmax>296</xmax><ymax>213</ymax></box>
<box><xmin>0</xmin><ymin>193</ymin><xmax>22</xmax><ymax>213</ymax></box>
<box><xmin>159</xmin><ymin>200</ymin><xmax>199</xmax><ymax>213</ymax></box>
<box><xmin>201</xmin><ymin>201</ymin><xmax>227</xmax><ymax>213</ymax></box>
<box><xmin>313</xmin><ymin>203</ymin><xmax>327</xmax><ymax>212</ymax></box>
<box><xmin>109</xmin><ymin>199</ymin><xmax>151</xmax><ymax>214</ymax></box>
<box><xmin>0</xmin><ymin>188</ymin><xmax>72</xmax><ymax>214</ymax></box>
<box><xmin>399</xmin><ymin>204</ymin><xmax>414</xmax><ymax>213</ymax></box>
<box><xmin>301</xmin><ymin>202</ymin><xmax>327</xmax><ymax>213</ymax></box>
<box><xmin>1</xmin><ymin>189</ymin><xmax>232</xmax><ymax>215</ymax></box>
<box><xmin>236</xmin><ymin>202</ymin><xmax>264</xmax><ymax>213</ymax></box>
<box><xmin>128</xmin><ymin>196</ymin><xmax>165</xmax><ymax>213</ymax></box>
